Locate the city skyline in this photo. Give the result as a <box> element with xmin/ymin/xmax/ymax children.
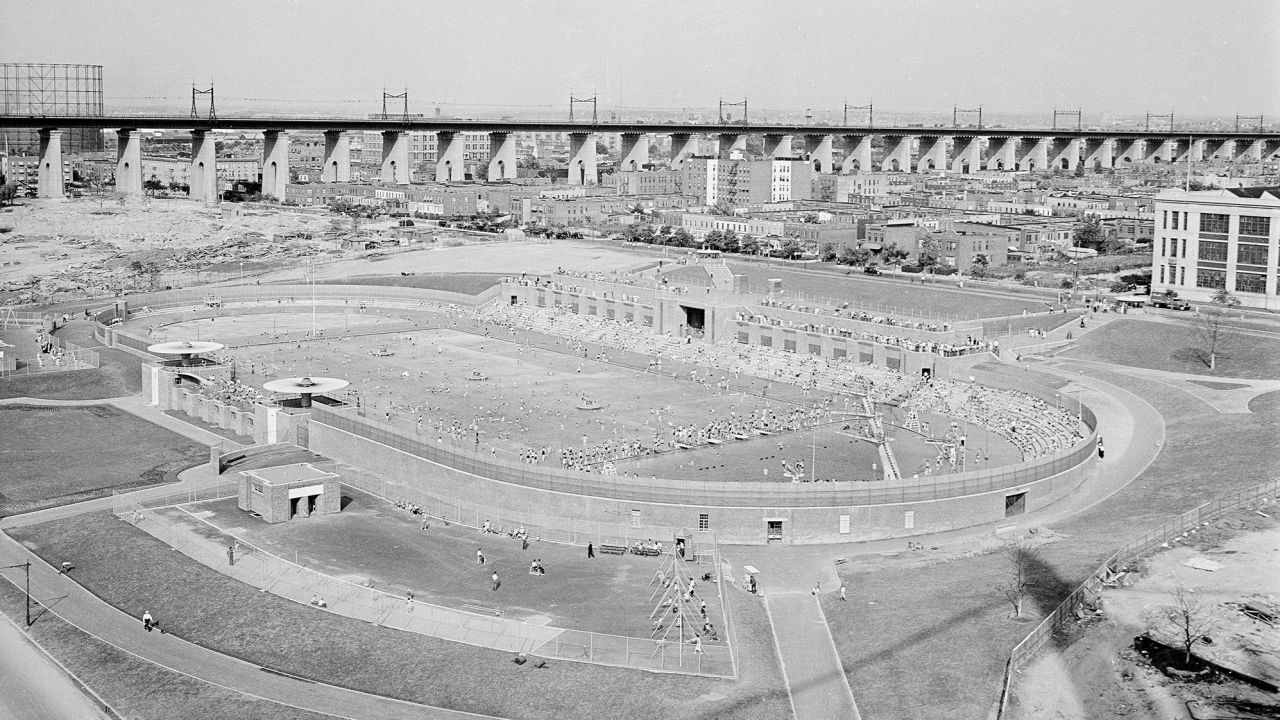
<box><xmin>2</xmin><ymin>0</ymin><xmax>1278</xmax><ymax>119</ymax></box>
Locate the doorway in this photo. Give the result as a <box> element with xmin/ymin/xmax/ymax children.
<box><xmin>766</xmin><ymin>520</ymin><xmax>784</xmax><ymax>543</ymax></box>
<box><xmin>1005</xmin><ymin>492</ymin><xmax>1027</xmax><ymax>517</ymax></box>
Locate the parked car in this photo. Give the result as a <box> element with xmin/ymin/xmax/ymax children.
<box><xmin>863</xmin><ymin>265</ymin><xmax>881</xmax><ymax>275</ymax></box>
<box><xmin>1149</xmin><ymin>291</ymin><xmax>1191</xmax><ymax>311</ymax></box>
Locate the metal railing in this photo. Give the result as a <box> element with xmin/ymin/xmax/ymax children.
<box><xmin>993</xmin><ymin>478</ymin><xmax>1280</xmax><ymax>718</ymax></box>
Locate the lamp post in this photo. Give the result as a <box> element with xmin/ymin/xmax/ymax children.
<box><xmin>2</xmin><ymin>561</ymin><xmax>32</xmax><ymax>626</ymax></box>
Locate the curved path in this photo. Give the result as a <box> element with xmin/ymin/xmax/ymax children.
<box><xmin>2</xmin><ymin>293</ymin><xmax>1224</xmax><ymax>720</ymax></box>
<box><xmin>0</xmin><ymin>527</ymin><xmax>493</xmax><ymax>720</ymax></box>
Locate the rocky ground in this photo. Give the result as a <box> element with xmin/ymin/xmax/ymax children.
<box><xmin>0</xmin><ymin>197</ymin><xmax>340</xmax><ymax>305</ymax></box>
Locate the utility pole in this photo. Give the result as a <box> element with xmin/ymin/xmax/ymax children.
<box><xmin>2</xmin><ymin>562</ymin><xmax>32</xmax><ymax>626</ymax></box>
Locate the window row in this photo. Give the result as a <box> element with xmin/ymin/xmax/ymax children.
<box><xmin>1195</xmin><ymin>212</ymin><xmax>1271</xmax><ymax>237</ymax></box>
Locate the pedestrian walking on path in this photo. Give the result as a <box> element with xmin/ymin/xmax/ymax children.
<box><xmin>477</xmin><ymin>548</ymin><xmax>485</xmax><ymax>565</ymax></box>
<box><xmin>492</xmin><ymin>571</ymin><xmax>500</xmax><ymax>591</ymax></box>
<box><xmin>840</xmin><ymin>583</ymin><xmax>847</xmax><ymax>602</ymax></box>
<box><xmin>227</xmin><ymin>544</ymin><xmax>235</xmax><ymax>566</ymax></box>
<box><xmin>587</xmin><ymin>542</ymin><xmax>595</xmax><ymax>559</ymax></box>
<box><xmin>142</xmin><ymin>611</ymin><xmax>154</xmax><ymax>632</ymax></box>
<box><xmin>812</xmin><ymin>580</ymin><xmax>820</xmax><ymax>596</ymax></box>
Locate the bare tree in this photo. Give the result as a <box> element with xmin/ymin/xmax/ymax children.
<box><xmin>1191</xmin><ymin>290</ymin><xmax>1240</xmax><ymax>370</ymax></box>
<box><xmin>1151</xmin><ymin>585</ymin><xmax>1215</xmax><ymax>667</ymax></box>
<box><xmin>998</xmin><ymin>536</ymin><xmax>1042</xmax><ymax>620</ymax></box>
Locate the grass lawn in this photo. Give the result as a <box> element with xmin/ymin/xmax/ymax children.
<box><xmin>824</xmin><ymin>362</ymin><xmax>1280</xmax><ymax>720</ymax></box>
<box><xmin>0</xmin><ymin>580</ymin><xmax>333</xmax><ymax>720</ymax></box>
<box><xmin>317</xmin><ymin>272</ymin><xmax>504</xmax><ymax>295</ymax></box>
<box><xmin>1062</xmin><ymin>317</ymin><xmax>1280</xmax><ymax>378</ymax></box>
<box><xmin>0</xmin><ymin>405</ymin><xmax>207</xmax><ymax>517</ymax></box>
<box><xmin>9</xmin><ymin>512</ymin><xmax>792</xmax><ymax>720</ymax></box>
<box><xmin>824</xmin><ymin>550</ymin><xmax>1065</xmax><ymax>720</ymax></box>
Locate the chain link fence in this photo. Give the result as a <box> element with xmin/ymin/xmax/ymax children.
<box><xmin>112</xmin><ymin>483</ymin><xmax>736</xmax><ymax>678</ymax></box>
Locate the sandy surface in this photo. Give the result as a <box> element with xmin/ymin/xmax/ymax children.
<box><xmin>1010</xmin><ymin>509</ymin><xmax>1280</xmax><ymax>719</ymax></box>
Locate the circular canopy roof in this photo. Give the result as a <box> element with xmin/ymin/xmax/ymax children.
<box><xmin>262</xmin><ymin>377</ymin><xmax>350</xmax><ymax>394</ymax></box>
<box><xmin>147</xmin><ymin>340</ymin><xmax>225</xmax><ymax>355</ymax></box>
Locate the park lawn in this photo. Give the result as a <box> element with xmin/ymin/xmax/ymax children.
<box><xmin>1062</xmin><ymin>317</ymin><xmax>1280</xmax><ymax>378</ymax></box>
<box><xmin>0</xmin><ymin>580</ymin><xmax>332</xmax><ymax>720</ymax></box>
<box><xmin>0</xmin><ymin>405</ymin><xmax>207</xmax><ymax>517</ymax></box>
<box><xmin>824</xmin><ymin>549</ymin><xmax>1062</xmax><ymax>720</ymax></box>
<box><xmin>318</xmin><ymin>272</ymin><xmax>504</xmax><ymax>295</ymax></box>
<box><xmin>9</xmin><ymin>512</ymin><xmax>793</xmax><ymax>720</ymax></box>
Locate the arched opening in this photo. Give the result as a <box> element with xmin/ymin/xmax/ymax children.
<box><xmin>1091</xmin><ymin>159</ymin><xmax>1102</xmax><ymax>171</ymax></box>
<box><xmin>992</xmin><ymin>159</ymin><xmax>1005</xmax><ymax>170</ymax></box>
<box><xmin>1151</xmin><ymin>156</ymin><xmax>1162</xmax><ymax>164</ymax></box>
<box><xmin>923</xmin><ymin>160</ymin><xmax>935</xmax><ymax>171</ymax></box>
<box><xmin>388</xmin><ymin>160</ymin><xmax>397</xmax><ymax>178</ymax></box>
<box><xmin>496</xmin><ymin>159</ymin><xmax>506</xmax><ymax>177</ymax></box>
<box><xmin>813</xmin><ymin>159</ymin><xmax>822</xmax><ymax>173</ymax></box>
<box><xmin>1060</xmin><ymin>158</ymin><xmax>1070</xmax><ymax>170</ymax></box>
<box><xmin>848</xmin><ymin>159</ymin><xmax>861</xmax><ymax>172</ymax></box>
<box><xmin>887</xmin><ymin>159</ymin><xmax>900</xmax><ymax>172</ymax></box>
<box><xmin>443</xmin><ymin>161</ymin><xmax>453</xmax><ymax>181</ymax></box>
<box><xmin>960</xmin><ymin>160</ymin><xmax>970</xmax><ymax>173</ymax></box>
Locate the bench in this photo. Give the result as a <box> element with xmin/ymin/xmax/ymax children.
<box><xmin>598</xmin><ymin>544</ymin><xmax>627</xmax><ymax>555</ymax></box>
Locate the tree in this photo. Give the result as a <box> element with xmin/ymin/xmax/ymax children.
<box><xmin>1148</xmin><ymin>586</ymin><xmax>1215</xmax><ymax>668</ymax></box>
<box><xmin>916</xmin><ymin>230</ymin><xmax>942</xmax><ymax>269</ymax></box>
<box><xmin>709</xmin><ymin>200</ymin><xmax>735</xmax><ymax>216</ymax></box>
<box><xmin>0</xmin><ymin>182</ymin><xmax>17</xmax><ymax>207</ymax></box>
<box><xmin>704</xmin><ymin>229</ymin><xmax>726</xmax><ymax>251</ymax></box>
<box><xmin>671</xmin><ymin>228</ymin><xmax>694</xmax><ymax>248</ymax></box>
<box><xmin>777</xmin><ymin>238</ymin><xmax>802</xmax><ymax>259</ymax></box>
<box><xmin>882</xmin><ymin>242</ymin><xmax>909</xmax><ymax>264</ymax></box>
<box><xmin>738</xmin><ymin>236</ymin><xmax>761</xmax><ymax>256</ymax></box>
<box><xmin>970</xmin><ymin>253</ymin><xmax>990</xmax><ymax>278</ymax></box>
<box><xmin>819</xmin><ymin>243</ymin><xmax>837</xmax><ymax>262</ymax></box>
<box><xmin>142</xmin><ymin>177</ymin><xmax>165</xmax><ymax>196</ymax></box>
<box><xmin>997</xmin><ymin>536</ymin><xmax>1043</xmax><ymax>620</ymax></box>
<box><xmin>1192</xmin><ymin>290</ymin><xmax>1239</xmax><ymax>370</ymax></box>
<box><xmin>1072</xmin><ymin>215</ymin><xmax>1105</xmax><ymax>251</ymax></box>
<box><xmin>721</xmin><ymin>229</ymin><xmax>739</xmax><ymax>252</ymax></box>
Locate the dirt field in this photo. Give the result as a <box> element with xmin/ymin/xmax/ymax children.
<box><xmin>1009</xmin><ymin>509</ymin><xmax>1280</xmax><ymax>720</ymax></box>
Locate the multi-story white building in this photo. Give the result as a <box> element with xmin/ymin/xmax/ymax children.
<box><xmin>1151</xmin><ymin>187</ymin><xmax>1280</xmax><ymax>309</ymax></box>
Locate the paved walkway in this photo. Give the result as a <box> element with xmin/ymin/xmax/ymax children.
<box><xmin>0</xmin><ymin>532</ymin><xmax>491</xmax><ymax>720</ymax></box>
<box><xmin>766</xmin><ymin>592</ymin><xmax>859</xmax><ymax>720</ymax></box>
<box><xmin>0</xmin><ymin>611</ymin><xmax>113</xmax><ymax>720</ymax></box>
<box><xmin>1037</xmin><ymin>356</ymin><xmax>1280</xmax><ymax>414</ymax></box>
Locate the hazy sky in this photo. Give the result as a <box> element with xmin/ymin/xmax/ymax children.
<box><xmin>3</xmin><ymin>0</ymin><xmax>1277</xmax><ymax>119</ymax></box>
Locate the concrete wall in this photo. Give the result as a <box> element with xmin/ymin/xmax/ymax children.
<box><xmin>307</xmin><ymin>418</ymin><xmax>1096</xmax><ymax>544</ymax></box>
